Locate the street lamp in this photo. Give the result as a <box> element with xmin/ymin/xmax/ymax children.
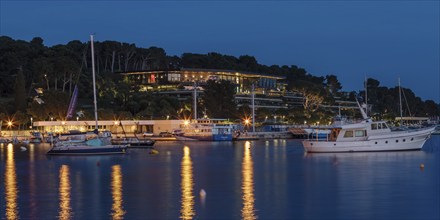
<box><xmin>7</xmin><ymin>121</ymin><xmax>12</xmax><ymax>136</ymax></box>
<box><xmin>30</xmin><ymin>117</ymin><xmax>33</xmax><ymax>129</ymax></box>
<box><xmin>244</xmin><ymin>119</ymin><xmax>250</xmax><ymax>126</ymax></box>
<box><xmin>44</xmin><ymin>74</ymin><xmax>49</xmax><ymax>90</ymax></box>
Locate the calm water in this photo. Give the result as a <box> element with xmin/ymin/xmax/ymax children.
<box><xmin>1</xmin><ymin>137</ymin><xmax>439</xmax><ymax>220</ymax></box>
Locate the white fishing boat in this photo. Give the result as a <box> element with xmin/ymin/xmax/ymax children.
<box><xmin>303</xmin><ymin>100</ymin><xmax>435</xmax><ymax>153</ymax></box>
<box><xmin>174</xmin><ymin>118</ymin><xmax>237</xmax><ymax>141</ymax></box>
<box><xmin>47</xmin><ymin>35</ymin><xmax>127</xmax><ymax>155</ymax></box>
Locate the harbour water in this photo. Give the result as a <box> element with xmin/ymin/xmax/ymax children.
<box><xmin>1</xmin><ymin>137</ymin><xmax>439</xmax><ymax>219</ymax></box>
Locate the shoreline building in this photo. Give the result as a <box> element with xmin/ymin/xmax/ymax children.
<box><xmin>32</xmin><ymin>120</ymin><xmax>182</xmax><ymax>136</ymax></box>
<box><xmin>26</xmin><ymin>68</ymin><xmax>304</xmax><ymax>134</ymax></box>
<box><xmin>121</xmin><ymin>68</ymin><xmax>293</xmax><ymax>110</ymax></box>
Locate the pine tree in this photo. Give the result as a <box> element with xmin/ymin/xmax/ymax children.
<box><xmin>14</xmin><ymin>68</ymin><xmax>27</xmax><ymax>112</ymax></box>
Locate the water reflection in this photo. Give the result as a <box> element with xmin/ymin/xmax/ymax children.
<box><xmin>59</xmin><ymin>165</ymin><xmax>72</xmax><ymax>220</ymax></box>
<box><xmin>242</xmin><ymin>141</ymin><xmax>256</xmax><ymax>220</ymax></box>
<box><xmin>5</xmin><ymin>144</ymin><xmax>19</xmax><ymax>219</ymax></box>
<box><xmin>111</xmin><ymin>165</ymin><xmax>125</xmax><ymax>220</ymax></box>
<box><xmin>5</xmin><ymin>144</ymin><xmax>19</xmax><ymax>220</ymax></box>
<box><xmin>180</xmin><ymin>146</ymin><xmax>195</xmax><ymax>220</ymax></box>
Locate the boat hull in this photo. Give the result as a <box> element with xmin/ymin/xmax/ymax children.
<box><xmin>112</xmin><ymin>138</ymin><xmax>155</xmax><ymax>147</ymax></box>
<box><xmin>47</xmin><ymin>145</ymin><xmax>127</xmax><ymax>155</ymax></box>
<box><xmin>175</xmin><ymin>134</ymin><xmax>233</xmax><ymax>141</ymax></box>
<box><xmin>303</xmin><ymin>127</ymin><xmax>434</xmax><ymax>153</ymax></box>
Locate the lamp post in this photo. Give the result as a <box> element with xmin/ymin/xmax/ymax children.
<box><xmin>44</xmin><ymin>74</ymin><xmax>49</xmax><ymax>91</ymax></box>
<box><xmin>30</xmin><ymin>117</ymin><xmax>33</xmax><ymax>129</ymax></box>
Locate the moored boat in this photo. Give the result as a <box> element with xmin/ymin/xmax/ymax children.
<box><xmin>47</xmin><ymin>136</ymin><xmax>127</xmax><ymax>155</ymax></box>
<box><xmin>174</xmin><ymin>118</ymin><xmax>237</xmax><ymax>141</ymax></box>
<box><xmin>303</xmin><ymin>101</ymin><xmax>435</xmax><ymax>153</ymax></box>
<box><xmin>112</xmin><ymin>137</ymin><xmax>155</xmax><ymax>148</ymax></box>
<box><xmin>46</xmin><ymin>35</ymin><xmax>128</xmax><ymax>156</ymax></box>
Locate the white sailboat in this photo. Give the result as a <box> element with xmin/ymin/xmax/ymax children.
<box><xmin>47</xmin><ymin>35</ymin><xmax>127</xmax><ymax>155</ymax></box>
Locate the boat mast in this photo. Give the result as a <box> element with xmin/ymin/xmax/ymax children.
<box><xmin>251</xmin><ymin>83</ymin><xmax>255</xmax><ymax>132</ymax></box>
<box><xmin>365</xmin><ymin>76</ymin><xmax>368</xmax><ymax>116</ymax></box>
<box><xmin>193</xmin><ymin>81</ymin><xmax>197</xmax><ymax>120</ymax></box>
<box><xmin>398</xmin><ymin>77</ymin><xmax>403</xmax><ymax>127</ymax></box>
<box><xmin>90</xmin><ymin>35</ymin><xmax>99</xmax><ymax>130</ymax></box>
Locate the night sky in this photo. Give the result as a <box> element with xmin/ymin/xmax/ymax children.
<box><xmin>1</xmin><ymin>1</ymin><xmax>439</xmax><ymax>101</ymax></box>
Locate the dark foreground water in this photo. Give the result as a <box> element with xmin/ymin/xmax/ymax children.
<box><xmin>1</xmin><ymin>137</ymin><xmax>439</xmax><ymax>220</ymax></box>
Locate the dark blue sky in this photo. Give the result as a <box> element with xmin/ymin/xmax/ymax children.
<box><xmin>1</xmin><ymin>1</ymin><xmax>439</xmax><ymax>101</ymax></box>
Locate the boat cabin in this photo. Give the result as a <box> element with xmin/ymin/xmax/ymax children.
<box><xmin>329</xmin><ymin>121</ymin><xmax>391</xmax><ymax>142</ymax></box>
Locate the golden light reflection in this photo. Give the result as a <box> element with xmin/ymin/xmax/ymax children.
<box><xmin>180</xmin><ymin>146</ymin><xmax>195</xmax><ymax>220</ymax></box>
<box><xmin>5</xmin><ymin>144</ymin><xmax>19</xmax><ymax>220</ymax></box>
<box><xmin>59</xmin><ymin>165</ymin><xmax>72</xmax><ymax>220</ymax></box>
<box><xmin>29</xmin><ymin>144</ymin><xmax>35</xmax><ymax>162</ymax></box>
<box><xmin>111</xmin><ymin>165</ymin><xmax>125</xmax><ymax>220</ymax></box>
<box><xmin>242</xmin><ymin>141</ymin><xmax>257</xmax><ymax>220</ymax></box>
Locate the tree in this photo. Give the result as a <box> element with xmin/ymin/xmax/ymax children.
<box><xmin>202</xmin><ymin>80</ymin><xmax>237</xmax><ymax>118</ymax></box>
<box><xmin>14</xmin><ymin>69</ymin><xmax>27</xmax><ymax>112</ymax></box>
<box><xmin>27</xmin><ymin>90</ymin><xmax>69</xmax><ymax>121</ymax></box>
<box><xmin>290</xmin><ymin>80</ymin><xmax>325</xmax><ymax>117</ymax></box>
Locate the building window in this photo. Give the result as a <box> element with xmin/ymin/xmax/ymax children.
<box><xmin>168</xmin><ymin>73</ymin><xmax>181</xmax><ymax>82</ymax></box>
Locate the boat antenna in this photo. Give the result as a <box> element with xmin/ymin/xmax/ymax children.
<box><xmin>398</xmin><ymin>77</ymin><xmax>403</xmax><ymax>127</ymax></box>
<box><xmin>90</xmin><ymin>35</ymin><xmax>99</xmax><ymax>130</ymax></box>
<box><xmin>251</xmin><ymin>83</ymin><xmax>255</xmax><ymax>132</ymax></box>
<box><xmin>193</xmin><ymin>81</ymin><xmax>197</xmax><ymax>120</ymax></box>
<box><xmin>365</xmin><ymin>76</ymin><xmax>368</xmax><ymax>116</ymax></box>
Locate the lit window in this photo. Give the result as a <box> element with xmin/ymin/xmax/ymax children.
<box><xmin>355</xmin><ymin>130</ymin><xmax>366</xmax><ymax>137</ymax></box>
<box><xmin>344</xmin><ymin>131</ymin><xmax>353</xmax><ymax>138</ymax></box>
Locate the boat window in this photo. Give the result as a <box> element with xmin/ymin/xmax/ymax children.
<box><xmin>381</xmin><ymin>123</ymin><xmax>388</xmax><ymax>129</ymax></box>
<box><xmin>371</xmin><ymin>124</ymin><xmax>378</xmax><ymax>130</ymax></box>
<box><xmin>343</xmin><ymin>130</ymin><xmax>353</xmax><ymax>138</ymax></box>
<box><xmin>355</xmin><ymin>130</ymin><xmax>366</xmax><ymax>137</ymax></box>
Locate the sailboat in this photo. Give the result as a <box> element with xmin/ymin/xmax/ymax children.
<box><xmin>47</xmin><ymin>35</ymin><xmax>128</xmax><ymax>155</ymax></box>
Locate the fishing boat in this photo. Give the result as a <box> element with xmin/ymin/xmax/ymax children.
<box><xmin>302</xmin><ymin>99</ymin><xmax>435</xmax><ymax>153</ymax></box>
<box><xmin>174</xmin><ymin>118</ymin><xmax>237</xmax><ymax>141</ymax></box>
<box><xmin>47</xmin><ymin>35</ymin><xmax>127</xmax><ymax>155</ymax></box>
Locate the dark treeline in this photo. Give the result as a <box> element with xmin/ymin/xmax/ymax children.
<box><xmin>0</xmin><ymin>36</ymin><xmax>438</xmax><ymax>128</ymax></box>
